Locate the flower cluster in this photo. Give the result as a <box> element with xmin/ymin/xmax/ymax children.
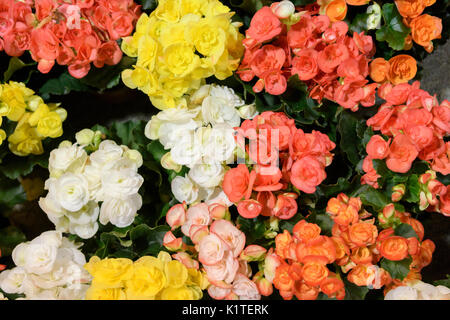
<box><xmin>395</xmin><ymin>0</ymin><xmax>442</xmax><ymax>53</ymax></box>
<box><xmin>39</xmin><ymin>132</ymin><xmax>144</xmax><ymax>239</ymax></box>
<box><xmin>361</xmin><ymin>81</ymin><xmax>449</xmax><ymax>190</ymax></box>
<box><xmin>84</xmin><ymin>251</ymin><xmax>208</xmax><ymax>300</ymax></box>
<box><xmin>267</xmin><ymin>193</ymin><xmax>435</xmax><ymax>300</ymax></box>
<box><xmin>224</xmin><ymin>111</ymin><xmax>335</xmax><ymax>220</ymax></box>
<box><xmin>121</xmin><ymin>0</ymin><xmax>244</xmax><ymax>110</ymax></box>
<box><xmin>0</xmin><ymin>0</ymin><xmax>141</xmax><ymax>78</ymax></box>
<box><xmin>145</xmin><ymin>84</ymin><xmax>257</xmax><ymax>205</ymax></box>
<box><xmin>369</xmin><ymin>55</ymin><xmax>417</xmax><ymax>85</ymax></box>
<box><xmin>417</xmin><ymin>170</ymin><xmax>450</xmax><ymax>216</ymax></box>
<box><xmin>164</xmin><ymin>202</ymin><xmax>262</xmax><ymax>300</ymax></box>
<box><xmin>385</xmin><ymin>280</ymin><xmax>450</xmax><ymax>300</ymax></box>
<box><xmin>237</xmin><ymin>4</ymin><xmax>378</xmax><ymax>111</ymax></box>
<box><xmin>0</xmin><ymin>81</ymin><xmax>66</xmax><ymax>156</ymax></box>
<box><xmin>330</xmin><ymin>196</ymin><xmax>434</xmax><ymax>290</ymax></box>
<box><xmin>0</xmin><ymin>231</ymin><xmax>91</xmax><ymax>300</ymax></box>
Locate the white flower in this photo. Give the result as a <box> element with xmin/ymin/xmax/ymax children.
<box><xmin>188</xmin><ymin>164</ymin><xmax>224</xmax><ymax>188</ymax></box>
<box><xmin>65</xmin><ymin>201</ymin><xmax>99</xmax><ymax>226</ymax></box>
<box><xmin>75</xmin><ymin>129</ymin><xmax>95</xmax><ymax>146</ymax></box>
<box><xmin>200</xmin><ymin>85</ymin><xmax>243</xmax><ymax>127</ymax></box>
<box><xmin>48</xmin><ymin>143</ymin><xmax>87</xmax><ymax>178</ymax></box>
<box><xmin>171</xmin><ymin>175</ymin><xmax>199</xmax><ymax>205</ymax></box>
<box><xmin>171</xmin><ymin>130</ymin><xmax>205</xmax><ymax>166</ymax></box>
<box><xmin>100</xmin><ymin>168</ymin><xmax>143</xmax><ymax>200</ymax></box>
<box><xmin>385</xmin><ymin>286</ymin><xmax>418</xmax><ymax>300</ymax></box>
<box><xmin>83</xmin><ymin>164</ymin><xmax>102</xmax><ymax>201</ymax></box>
<box><xmin>22</xmin><ymin>243</ymin><xmax>58</xmax><ymax>275</ymax></box>
<box><xmin>146</xmin><ymin>108</ymin><xmax>200</xmax><ymax>149</ymax></box>
<box><xmin>100</xmin><ymin>194</ymin><xmax>142</xmax><ymax>228</ymax></box>
<box><xmin>189</xmin><ymin>84</ymin><xmax>212</xmax><ymax>105</ymax></box>
<box><xmin>69</xmin><ymin>221</ymin><xmax>99</xmax><ymax>240</ymax></box>
<box><xmin>411</xmin><ymin>281</ymin><xmax>450</xmax><ymax>300</ymax></box>
<box><xmin>205</xmin><ymin>189</ymin><xmax>233</xmax><ymax>207</ymax></box>
<box><xmin>123</xmin><ymin>149</ymin><xmax>143</xmax><ymax>168</ymax></box>
<box><xmin>53</xmin><ymin>173</ymin><xmax>90</xmax><ymax>212</ymax></box>
<box><xmin>0</xmin><ymin>267</ymin><xmax>27</xmax><ymax>294</ymax></box>
<box><xmin>203</xmin><ymin>124</ymin><xmax>236</xmax><ymax>164</ymax></box>
<box><xmin>89</xmin><ymin>140</ymin><xmax>124</xmax><ymax>171</ymax></box>
<box><xmin>160</xmin><ymin>152</ymin><xmax>182</xmax><ymax>172</ymax></box>
<box><xmin>366</xmin><ymin>3</ymin><xmax>382</xmax><ymax>30</ymax></box>
<box><xmin>30</xmin><ymin>231</ymin><xmax>63</xmax><ymax>248</ymax></box>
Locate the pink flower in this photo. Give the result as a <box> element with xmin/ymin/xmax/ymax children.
<box><xmin>210</xmin><ymin>220</ymin><xmax>245</xmax><ymax>258</ymax></box>
<box><xmin>198</xmin><ymin>233</ymin><xmax>227</xmax><ymax>266</ymax></box>
<box><xmin>181</xmin><ymin>203</ymin><xmax>211</xmax><ymax>237</ymax></box>
<box><xmin>165</xmin><ymin>203</ymin><xmax>186</xmax><ymax>230</ymax></box>
<box><xmin>232</xmin><ymin>273</ymin><xmax>261</xmax><ymax>300</ymax></box>
<box><xmin>290</xmin><ymin>156</ymin><xmax>327</xmax><ymax>194</ymax></box>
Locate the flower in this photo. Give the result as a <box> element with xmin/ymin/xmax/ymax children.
<box><xmin>410</xmin><ymin>14</ymin><xmax>442</xmax><ymax>52</ymax></box>
<box><xmin>290</xmin><ymin>156</ymin><xmax>327</xmax><ymax>194</ymax></box>
<box><xmin>387</xmin><ymin>55</ymin><xmax>417</xmax><ymax>85</ymax></box>
<box><xmin>366</xmin><ymin>135</ymin><xmax>390</xmax><ymax>159</ymax></box>
<box><xmin>369</xmin><ymin>58</ymin><xmax>390</xmax><ymax>83</ymax></box>
<box><xmin>246</xmin><ymin>6</ymin><xmax>283</xmax><ymax>43</ymax></box>
<box><xmin>379</xmin><ymin>236</ymin><xmax>409</xmax><ymax>261</ymax></box>
<box><xmin>386</xmin><ymin>134</ymin><xmax>419</xmax><ymax>173</ymax></box>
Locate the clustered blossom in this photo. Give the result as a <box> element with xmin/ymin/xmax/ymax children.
<box><xmin>237</xmin><ymin>4</ymin><xmax>378</xmax><ymax>111</ymax></box>
<box><xmin>265</xmin><ymin>193</ymin><xmax>435</xmax><ymax>300</ymax></box>
<box><xmin>362</xmin><ymin>81</ymin><xmax>450</xmax><ymax>188</ymax></box>
<box><xmin>39</xmin><ymin>133</ymin><xmax>144</xmax><ymax>239</ymax></box>
<box><xmin>224</xmin><ymin>111</ymin><xmax>335</xmax><ymax>220</ymax></box>
<box><xmin>163</xmin><ymin>202</ymin><xmax>262</xmax><ymax>300</ymax></box>
<box><xmin>0</xmin><ymin>81</ymin><xmax>66</xmax><ymax>156</ymax></box>
<box><xmin>145</xmin><ymin>84</ymin><xmax>257</xmax><ymax>205</ymax></box>
<box><xmin>84</xmin><ymin>251</ymin><xmax>208</xmax><ymax>300</ymax></box>
<box><xmin>0</xmin><ymin>0</ymin><xmax>141</xmax><ymax>78</ymax></box>
<box><xmin>121</xmin><ymin>0</ymin><xmax>244</xmax><ymax>110</ymax></box>
<box><xmin>417</xmin><ymin>170</ymin><xmax>450</xmax><ymax>217</ymax></box>
<box><xmin>385</xmin><ymin>280</ymin><xmax>450</xmax><ymax>300</ymax></box>
<box><xmin>0</xmin><ymin>231</ymin><xmax>91</xmax><ymax>300</ymax></box>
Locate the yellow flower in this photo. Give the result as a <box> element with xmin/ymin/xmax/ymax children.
<box><xmin>187</xmin><ymin>268</ymin><xmax>209</xmax><ymax>290</ymax></box>
<box><xmin>84</xmin><ymin>256</ymin><xmax>134</xmax><ymax>289</ymax></box>
<box><xmin>163</xmin><ymin>42</ymin><xmax>199</xmax><ymax>77</ymax></box>
<box><xmin>36</xmin><ymin>111</ymin><xmax>63</xmax><ymax>138</ymax></box>
<box><xmin>154</xmin><ymin>0</ymin><xmax>181</xmax><ymax>23</ymax></box>
<box><xmin>187</xmin><ymin>17</ymin><xmax>226</xmax><ymax>61</ymax></box>
<box><xmin>86</xmin><ymin>286</ymin><xmax>127</xmax><ymax>300</ymax></box>
<box><xmin>0</xmin><ymin>129</ymin><xmax>6</xmax><ymax>145</ymax></box>
<box><xmin>159</xmin><ymin>286</ymin><xmax>195</xmax><ymax>300</ymax></box>
<box><xmin>181</xmin><ymin>0</ymin><xmax>206</xmax><ymax>15</ymax></box>
<box><xmin>8</xmin><ymin>121</ymin><xmax>44</xmax><ymax>156</ymax></box>
<box><xmin>136</xmin><ymin>36</ymin><xmax>159</xmax><ymax>71</ymax></box>
<box><xmin>164</xmin><ymin>260</ymin><xmax>188</xmax><ymax>288</ymax></box>
<box><xmin>0</xmin><ymin>85</ymin><xmax>27</xmax><ymax>121</ymax></box>
<box><xmin>125</xmin><ymin>256</ymin><xmax>166</xmax><ymax>299</ymax></box>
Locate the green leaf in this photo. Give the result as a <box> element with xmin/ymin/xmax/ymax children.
<box><xmin>375</xmin><ymin>4</ymin><xmax>410</xmax><ymax>51</ymax></box>
<box><xmin>236</xmin><ymin>216</ymin><xmax>267</xmax><ymax>243</ymax></box>
<box><xmin>380</xmin><ymin>257</ymin><xmax>412</xmax><ymax>280</ymax></box>
<box><xmin>3</xmin><ymin>57</ymin><xmax>36</xmax><ymax>82</ymax></box>
<box><xmin>337</xmin><ymin>111</ymin><xmax>363</xmax><ymax>165</ymax></box>
<box><xmin>0</xmin><ymin>226</ymin><xmax>27</xmax><ymax>256</ymax></box>
<box><xmin>147</xmin><ymin>140</ymin><xmax>166</xmax><ymax>163</ymax></box>
<box><xmin>138</xmin><ymin>0</ymin><xmax>157</xmax><ymax>10</ymax></box>
<box><xmin>39</xmin><ymin>72</ymin><xmax>89</xmax><ymax>100</ymax></box>
<box><xmin>344</xmin><ymin>278</ymin><xmax>369</xmax><ymax>300</ymax></box>
<box><xmin>351</xmin><ymin>184</ymin><xmax>389</xmax><ymax>210</ymax></box>
<box><xmin>0</xmin><ymin>182</ymin><xmax>26</xmax><ymax>210</ymax></box>
<box><xmin>0</xmin><ymin>153</ymin><xmax>48</xmax><ymax>180</ymax></box>
<box><xmin>350</xmin><ymin>13</ymin><xmax>370</xmax><ymax>33</ymax></box>
<box><xmin>433</xmin><ymin>275</ymin><xmax>450</xmax><ymax>288</ymax></box>
<box><xmin>394</xmin><ymin>223</ymin><xmax>419</xmax><ymax>240</ymax></box>
<box><xmin>403</xmin><ymin>174</ymin><xmax>420</xmax><ymax>203</ymax></box>
<box><xmin>130</xmin><ymin>224</ymin><xmax>170</xmax><ymax>256</ymax></box>
<box><xmin>316</xmin><ymin>214</ymin><xmax>334</xmax><ymax>236</ymax></box>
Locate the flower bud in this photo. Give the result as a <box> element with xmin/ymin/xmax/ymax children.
<box><xmin>58</xmin><ymin>140</ymin><xmax>73</xmax><ymax>148</ymax></box>
<box><xmin>237</xmin><ymin>103</ymin><xmax>258</xmax><ymax>120</ymax></box>
<box><xmin>270</xmin><ymin>1</ymin><xmax>296</xmax><ymax>19</ymax></box>
<box><xmin>172</xmin><ymin>252</ymin><xmax>200</xmax><ymax>270</ymax></box>
<box><xmin>366</xmin><ymin>3</ymin><xmax>381</xmax><ymax>30</ymax></box>
<box><xmin>209</xmin><ymin>203</ymin><xmax>228</xmax><ymax>220</ymax></box>
<box><xmin>253</xmin><ymin>78</ymin><xmax>264</xmax><ymax>93</ymax></box>
<box><xmin>419</xmin><ymin>191</ymin><xmax>429</xmax><ymax>211</ymax></box>
<box><xmin>391</xmin><ymin>184</ymin><xmax>406</xmax><ymax>202</ymax></box>
<box><xmin>75</xmin><ymin>129</ymin><xmax>95</xmax><ymax>146</ymax></box>
<box><xmin>166</xmin><ymin>203</ymin><xmax>187</xmax><ymax>230</ymax></box>
<box><xmin>124</xmin><ymin>149</ymin><xmax>143</xmax><ymax>168</ymax></box>
<box><xmin>28</xmin><ymin>96</ymin><xmax>44</xmax><ymax>111</ymax></box>
<box><xmin>253</xmin><ymin>272</ymin><xmax>273</xmax><ymax>296</ymax></box>
<box><xmin>240</xmin><ymin>245</ymin><xmax>267</xmax><ymax>262</ymax></box>
<box><xmin>161</xmin><ymin>151</ymin><xmax>182</xmax><ymax>173</ymax></box>
<box><xmin>237</xmin><ymin>199</ymin><xmax>263</xmax><ymax>219</ymax></box>
<box><xmin>163</xmin><ymin>231</ymin><xmax>184</xmax><ymax>251</ymax></box>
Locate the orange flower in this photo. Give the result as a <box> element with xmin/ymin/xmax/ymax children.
<box><xmin>347</xmin><ymin>264</ymin><xmax>376</xmax><ymax>286</ymax></box>
<box><xmin>331</xmin><ymin>236</ymin><xmax>350</xmax><ymax>262</ymax></box>
<box><xmin>326</xmin><ymin>0</ymin><xmax>348</xmax><ymax>22</ymax></box>
<box><xmin>387</xmin><ymin>55</ymin><xmax>417</xmax><ymax>85</ymax></box>
<box><xmin>386</xmin><ymin>134</ymin><xmax>419</xmax><ymax>173</ymax></box>
<box><xmin>296</xmin><ymin>236</ymin><xmax>337</xmax><ymax>264</ymax></box>
<box><xmin>395</xmin><ymin>0</ymin><xmax>426</xmax><ymax>19</ymax></box>
<box><xmin>320</xmin><ymin>275</ymin><xmax>345</xmax><ymax>298</ymax></box>
<box><xmin>294</xmin><ymin>281</ymin><xmax>320</xmax><ymax>300</ymax></box>
<box><xmin>370</xmin><ymin>58</ymin><xmax>390</xmax><ymax>83</ymax></box>
<box><xmin>222</xmin><ymin>164</ymin><xmax>251</xmax><ymax>203</ymax></box>
<box><xmin>301</xmin><ymin>259</ymin><xmax>329</xmax><ymax>286</ymax></box>
<box><xmin>273</xmin><ymin>262</ymin><xmax>295</xmax><ymax>292</ymax></box>
<box><xmin>410</xmin><ymin>14</ymin><xmax>442</xmax><ymax>53</ymax></box>
<box><xmin>379</xmin><ymin>236</ymin><xmax>409</xmax><ymax>261</ymax></box>
<box><xmin>275</xmin><ymin>230</ymin><xmax>293</xmax><ymax>259</ymax></box>
<box><xmin>348</xmin><ymin>221</ymin><xmax>378</xmax><ymax>247</ymax></box>
<box><xmin>346</xmin><ymin>0</ymin><xmax>370</xmax><ymax>5</ymax></box>
<box><xmin>293</xmin><ymin>220</ymin><xmax>321</xmax><ymax>243</ymax></box>
<box><xmin>350</xmin><ymin>246</ymin><xmax>373</xmax><ymax>265</ymax></box>
<box><xmin>366</xmin><ymin>135</ymin><xmax>390</xmax><ymax>159</ymax></box>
